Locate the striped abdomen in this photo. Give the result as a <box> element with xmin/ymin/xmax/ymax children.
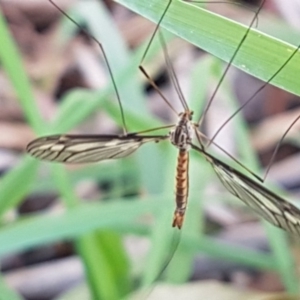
<box><xmin>173</xmin><ymin>150</ymin><xmax>189</xmax><ymax>229</ymax></box>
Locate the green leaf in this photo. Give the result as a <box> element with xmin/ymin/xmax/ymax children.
<box><xmin>0</xmin><ymin>157</ymin><xmax>38</xmax><ymax>217</ymax></box>
<box><xmin>116</xmin><ymin>0</ymin><xmax>300</xmax><ymax>96</ymax></box>
<box><xmin>77</xmin><ymin>231</ymin><xmax>131</xmax><ymax>300</ymax></box>
<box><xmin>0</xmin><ymin>10</ymin><xmax>43</xmax><ymax>133</ymax></box>
<box><xmin>0</xmin><ymin>198</ymin><xmax>166</xmax><ymax>258</ymax></box>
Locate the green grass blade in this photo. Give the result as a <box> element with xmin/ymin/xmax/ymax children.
<box><xmin>0</xmin><ymin>10</ymin><xmax>43</xmax><ymax>133</ymax></box>
<box><xmin>51</xmin><ymin>89</ymin><xmax>106</xmax><ymax>134</ymax></box>
<box><xmin>50</xmin><ymin>165</ymin><xmax>79</xmax><ymax>208</ymax></box>
<box><xmin>77</xmin><ymin>231</ymin><xmax>130</xmax><ymax>300</ymax></box>
<box><xmin>77</xmin><ymin>234</ymin><xmax>114</xmax><ymax>300</ymax></box>
<box><xmin>116</xmin><ymin>0</ymin><xmax>300</xmax><ymax>97</ymax></box>
<box><xmin>75</xmin><ymin>1</ymin><xmax>146</xmax><ymax>113</ymax></box>
<box><xmin>96</xmin><ymin>231</ymin><xmax>131</xmax><ymax>296</ymax></box>
<box><xmin>0</xmin><ymin>157</ymin><xmax>38</xmax><ymax>217</ymax></box>
<box><xmin>182</xmin><ymin>233</ymin><xmax>277</xmax><ymax>270</ymax></box>
<box><xmin>50</xmin><ymin>163</ymin><xmax>130</xmax><ymax>299</ymax></box>
<box><xmin>0</xmin><ymin>198</ymin><xmax>165</xmax><ymax>258</ymax></box>
<box><xmin>264</xmin><ymin>225</ymin><xmax>299</xmax><ymax>294</ymax></box>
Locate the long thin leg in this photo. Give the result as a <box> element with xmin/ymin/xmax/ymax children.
<box><xmin>49</xmin><ymin>0</ymin><xmax>128</xmax><ymax>135</ymax></box>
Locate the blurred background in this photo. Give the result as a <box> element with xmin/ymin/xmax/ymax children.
<box><xmin>0</xmin><ymin>0</ymin><xmax>300</xmax><ymax>299</ymax></box>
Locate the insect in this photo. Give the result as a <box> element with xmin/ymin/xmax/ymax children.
<box><xmin>27</xmin><ymin>0</ymin><xmax>300</xmax><ymax>233</ymax></box>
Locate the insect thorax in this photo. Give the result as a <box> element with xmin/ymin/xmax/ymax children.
<box><xmin>170</xmin><ymin>111</ymin><xmax>194</xmax><ymax>151</ymax></box>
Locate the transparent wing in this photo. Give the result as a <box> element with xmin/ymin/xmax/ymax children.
<box><xmin>27</xmin><ymin>134</ymin><xmax>167</xmax><ymax>164</ymax></box>
<box><xmin>191</xmin><ymin>143</ymin><xmax>300</xmax><ymax>235</ymax></box>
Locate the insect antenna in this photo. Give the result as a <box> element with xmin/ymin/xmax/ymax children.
<box><xmin>139</xmin><ymin>66</ymin><xmax>179</xmax><ymax>115</ymax></box>
<box><xmin>138</xmin><ymin>0</ymin><xmax>179</xmax><ymax>116</ymax></box>
<box><xmin>197</xmin><ymin>0</ymin><xmax>266</xmax><ymax>127</ymax></box>
<box><xmin>48</xmin><ymin>0</ymin><xmax>128</xmax><ymax>135</ymax></box>
<box><xmin>158</xmin><ymin>30</ymin><xmax>190</xmax><ymax>111</ymax></box>
<box><xmin>139</xmin><ymin>0</ymin><xmax>172</xmax><ymax>67</ymax></box>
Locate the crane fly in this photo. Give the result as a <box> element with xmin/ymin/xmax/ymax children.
<box><xmin>27</xmin><ymin>0</ymin><xmax>300</xmax><ymax>233</ymax></box>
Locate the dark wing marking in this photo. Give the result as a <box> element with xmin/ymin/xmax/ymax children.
<box><xmin>27</xmin><ymin>134</ymin><xmax>168</xmax><ymax>164</ymax></box>
<box><xmin>190</xmin><ymin>143</ymin><xmax>300</xmax><ymax>235</ymax></box>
